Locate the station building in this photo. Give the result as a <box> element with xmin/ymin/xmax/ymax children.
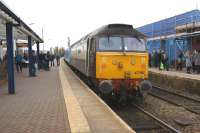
<box><xmin>137</xmin><ymin>9</ymin><xmax>200</xmax><ymax>66</ymax></box>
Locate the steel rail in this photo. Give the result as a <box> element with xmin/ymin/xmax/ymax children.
<box><xmin>150</xmin><ymin>85</ymin><xmax>200</xmax><ymax>114</ymax></box>
<box><xmin>132</xmin><ymin>103</ymin><xmax>182</xmax><ymax>133</ymax></box>
<box><xmin>153</xmin><ymin>85</ymin><xmax>200</xmax><ymax>103</ymax></box>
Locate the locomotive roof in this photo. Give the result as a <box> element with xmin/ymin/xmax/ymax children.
<box><xmin>89</xmin><ymin>24</ymin><xmax>146</xmax><ymax>37</ymax></box>
<box><xmin>71</xmin><ymin>24</ymin><xmax>146</xmax><ymax>48</ymax></box>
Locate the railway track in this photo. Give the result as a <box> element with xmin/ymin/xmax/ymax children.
<box><xmin>150</xmin><ymin>86</ymin><xmax>200</xmax><ymax>114</ymax></box>
<box><xmin>111</xmin><ymin>103</ymin><xmax>181</xmax><ymax>133</ymax></box>
<box><xmin>132</xmin><ymin>103</ymin><xmax>182</xmax><ymax>133</ymax></box>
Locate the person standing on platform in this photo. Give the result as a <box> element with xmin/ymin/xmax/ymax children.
<box><xmin>50</xmin><ymin>54</ymin><xmax>55</xmax><ymax>67</ymax></box>
<box><xmin>151</xmin><ymin>50</ymin><xmax>155</xmax><ymax>67</ymax></box>
<box><xmin>15</xmin><ymin>53</ymin><xmax>23</xmax><ymax>72</ymax></box>
<box><xmin>44</xmin><ymin>52</ymin><xmax>50</xmax><ymax>70</ymax></box>
<box><xmin>38</xmin><ymin>53</ymin><xmax>43</xmax><ymax>70</ymax></box>
<box><xmin>177</xmin><ymin>53</ymin><xmax>183</xmax><ymax>71</ymax></box>
<box><xmin>192</xmin><ymin>50</ymin><xmax>198</xmax><ymax>73</ymax></box>
<box><xmin>154</xmin><ymin>50</ymin><xmax>158</xmax><ymax>68</ymax></box>
<box><xmin>149</xmin><ymin>53</ymin><xmax>152</xmax><ymax>68</ymax></box>
<box><xmin>158</xmin><ymin>50</ymin><xmax>164</xmax><ymax>70</ymax></box>
<box><xmin>163</xmin><ymin>53</ymin><xmax>169</xmax><ymax>71</ymax></box>
<box><xmin>158</xmin><ymin>50</ymin><xmax>163</xmax><ymax>70</ymax></box>
<box><xmin>195</xmin><ymin>50</ymin><xmax>200</xmax><ymax>74</ymax></box>
<box><xmin>23</xmin><ymin>53</ymin><xmax>28</xmax><ymax>68</ymax></box>
<box><xmin>30</xmin><ymin>51</ymin><xmax>37</xmax><ymax>76</ymax></box>
<box><xmin>185</xmin><ymin>51</ymin><xmax>192</xmax><ymax>73</ymax></box>
<box><xmin>56</xmin><ymin>54</ymin><xmax>60</xmax><ymax>66</ymax></box>
<box><xmin>0</xmin><ymin>57</ymin><xmax>2</xmax><ymax>64</ymax></box>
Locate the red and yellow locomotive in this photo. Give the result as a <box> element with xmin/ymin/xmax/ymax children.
<box><xmin>65</xmin><ymin>24</ymin><xmax>152</xmax><ymax>102</ymax></box>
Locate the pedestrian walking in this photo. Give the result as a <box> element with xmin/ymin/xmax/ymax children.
<box><xmin>15</xmin><ymin>53</ymin><xmax>23</xmax><ymax>72</ymax></box>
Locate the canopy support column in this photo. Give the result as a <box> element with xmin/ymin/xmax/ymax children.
<box><xmin>28</xmin><ymin>36</ymin><xmax>33</xmax><ymax>77</ymax></box>
<box><xmin>6</xmin><ymin>22</ymin><xmax>15</xmax><ymax>94</ymax></box>
<box><xmin>36</xmin><ymin>42</ymin><xmax>39</xmax><ymax>57</ymax></box>
<box><xmin>36</xmin><ymin>42</ymin><xmax>40</xmax><ymax>70</ymax></box>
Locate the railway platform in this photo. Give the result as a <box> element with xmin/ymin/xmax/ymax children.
<box><xmin>0</xmin><ymin>60</ymin><xmax>134</xmax><ymax>133</ymax></box>
<box><xmin>149</xmin><ymin>68</ymin><xmax>200</xmax><ymax>96</ymax></box>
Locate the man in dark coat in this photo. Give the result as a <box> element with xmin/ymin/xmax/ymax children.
<box><xmin>158</xmin><ymin>50</ymin><xmax>162</xmax><ymax>70</ymax></box>
<box><xmin>154</xmin><ymin>51</ymin><xmax>158</xmax><ymax>68</ymax></box>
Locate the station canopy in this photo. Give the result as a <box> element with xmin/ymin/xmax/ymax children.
<box><xmin>0</xmin><ymin>1</ymin><xmax>43</xmax><ymax>45</ymax></box>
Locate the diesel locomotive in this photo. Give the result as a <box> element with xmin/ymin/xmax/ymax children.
<box><xmin>65</xmin><ymin>24</ymin><xmax>152</xmax><ymax>102</ymax></box>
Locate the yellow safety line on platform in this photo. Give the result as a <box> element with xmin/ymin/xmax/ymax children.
<box><xmin>59</xmin><ymin>66</ymin><xmax>91</xmax><ymax>133</ymax></box>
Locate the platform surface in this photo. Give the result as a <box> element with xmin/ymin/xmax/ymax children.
<box><xmin>0</xmin><ymin>68</ymin><xmax>70</xmax><ymax>133</ymax></box>
<box><xmin>149</xmin><ymin>68</ymin><xmax>200</xmax><ymax>81</ymax></box>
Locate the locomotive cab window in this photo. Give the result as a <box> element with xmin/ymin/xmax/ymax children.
<box><xmin>124</xmin><ymin>37</ymin><xmax>146</xmax><ymax>52</ymax></box>
<box><xmin>98</xmin><ymin>36</ymin><xmax>146</xmax><ymax>52</ymax></box>
<box><xmin>98</xmin><ymin>37</ymin><xmax>122</xmax><ymax>51</ymax></box>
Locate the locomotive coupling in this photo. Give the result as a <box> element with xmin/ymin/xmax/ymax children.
<box><xmin>139</xmin><ymin>80</ymin><xmax>152</xmax><ymax>96</ymax></box>
<box><xmin>99</xmin><ymin>80</ymin><xmax>113</xmax><ymax>95</ymax></box>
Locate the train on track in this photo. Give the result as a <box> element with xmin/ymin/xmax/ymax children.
<box><xmin>64</xmin><ymin>24</ymin><xmax>152</xmax><ymax>102</ymax></box>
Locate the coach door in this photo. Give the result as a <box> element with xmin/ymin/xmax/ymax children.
<box><xmin>86</xmin><ymin>38</ymin><xmax>96</xmax><ymax>77</ymax></box>
<box><xmin>86</xmin><ymin>39</ymin><xmax>90</xmax><ymax>76</ymax></box>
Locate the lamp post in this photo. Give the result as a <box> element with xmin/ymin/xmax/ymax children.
<box><xmin>29</xmin><ymin>23</ymin><xmax>44</xmax><ymax>52</ymax></box>
<box><xmin>174</xmin><ymin>16</ymin><xmax>177</xmax><ymax>68</ymax></box>
<box><xmin>42</xmin><ymin>26</ymin><xmax>44</xmax><ymax>52</ymax></box>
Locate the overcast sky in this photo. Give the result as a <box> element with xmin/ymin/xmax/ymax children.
<box><xmin>3</xmin><ymin>0</ymin><xmax>200</xmax><ymax>50</ymax></box>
